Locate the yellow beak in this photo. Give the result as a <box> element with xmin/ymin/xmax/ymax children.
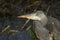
<box><xmin>18</xmin><ymin>15</ymin><xmax>28</xmax><ymax>18</ymax></box>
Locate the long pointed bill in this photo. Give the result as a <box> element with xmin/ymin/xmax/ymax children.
<box><xmin>18</xmin><ymin>15</ymin><xmax>29</xmax><ymax>18</ymax></box>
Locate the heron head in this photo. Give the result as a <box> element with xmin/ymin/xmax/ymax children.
<box><xmin>18</xmin><ymin>11</ymin><xmax>48</xmax><ymax>26</ymax></box>
<box><xmin>18</xmin><ymin>11</ymin><xmax>46</xmax><ymax>21</ymax></box>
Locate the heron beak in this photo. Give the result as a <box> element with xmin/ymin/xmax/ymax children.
<box><xmin>17</xmin><ymin>15</ymin><xmax>29</xmax><ymax>18</ymax></box>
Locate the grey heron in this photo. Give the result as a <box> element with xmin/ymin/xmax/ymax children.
<box><xmin>18</xmin><ymin>11</ymin><xmax>60</xmax><ymax>40</ymax></box>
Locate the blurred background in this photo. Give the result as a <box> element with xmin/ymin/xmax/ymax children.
<box><xmin>0</xmin><ymin>0</ymin><xmax>60</xmax><ymax>40</ymax></box>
